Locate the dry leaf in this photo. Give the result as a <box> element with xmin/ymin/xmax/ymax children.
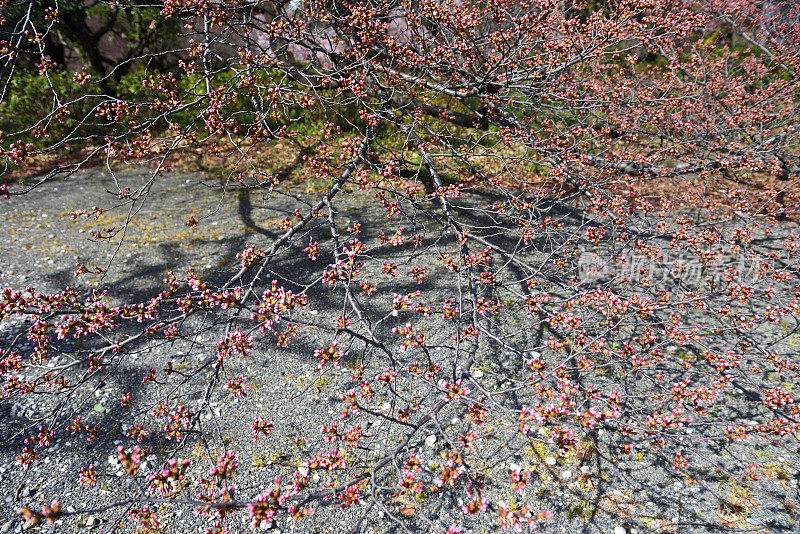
<box><xmin>390</xmin><ymin>493</ymin><xmax>417</xmax><ymax>517</ymax></box>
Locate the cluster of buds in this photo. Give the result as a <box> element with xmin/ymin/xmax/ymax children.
<box><xmin>125</xmin><ymin>422</ymin><xmax>150</xmax><ymax>442</ymax></box>
<box><xmin>25</xmin><ymin>426</ymin><xmax>55</xmax><ymax>448</ymax></box>
<box><xmin>341</xmin><ymin>424</ymin><xmax>363</xmax><ymax>449</ymax></box>
<box><xmin>118</xmin><ymin>445</ymin><xmax>145</xmax><ymax>475</ymax></box>
<box><xmin>314</xmin><ymin>340</ymin><xmax>343</xmax><ymax>370</ymax></box>
<box><xmin>375</xmin><ymin>368</ymin><xmax>398</xmax><ymax>384</ymax></box>
<box><xmin>224</xmin><ymin>375</ymin><xmax>251</xmax><ymax>398</ymax></box>
<box><xmin>339</xmin><ymin>483</ymin><xmax>362</xmax><ymax>509</ymax></box>
<box><xmin>338</xmin><ymin>389</ymin><xmax>359</xmax><ymax>418</ymax></box>
<box><xmin>576</xmin><ymin>407</ymin><xmax>620</xmax><ymax>428</ymax></box>
<box><xmin>391</xmin><ymin>291</ymin><xmax>431</xmax><ymax>316</ymax></box>
<box><xmin>148</xmin><ymin>458</ymin><xmax>191</xmax><ymax>496</ymax></box>
<box><xmin>247</xmin><ymin>475</ymin><xmax>301</xmax><ymax>529</ymax></box>
<box><xmin>497</xmin><ymin>501</ymin><xmax>534</xmax><ymax>531</ymax></box>
<box><xmin>128</xmin><ymin>506</ymin><xmax>160</xmax><ymax>531</ymax></box>
<box><xmin>320</xmin><ymin>422</ymin><xmax>362</xmax><ymax>449</ymax></box>
<box><xmin>433</xmin><ymin>451</ymin><xmax>463</xmax><ymax>488</ymax></box>
<box><xmin>509</xmin><ymin>465</ymin><xmax>531</xmax><ymax>494</ymax></box>
<box><xmin>466</xmin><ymin>402</ymin><xmax>488</xmax><ymax>427</ymax></box>
<box><xmin>209</xmin><ymin>451</ymin><xmax>239</xmax><ymax>481</ymax></box>
<box><xmin>251</xmin><ymin>417</ymin><xmax>274</xmax><ymax>442</ymax></box>
<box><xmin>673</xmin><ymin>451</ymin><xmax>690</xmax><ymax>473</ymax></box>
<box><xmin>453</xmin><ymin>323</ymin><xmax>480</xmax><ymax>341</ymax></box>
<box><xmin>645</xmin><ymin>408</ymin><xmax>693</xmax><ymax>434</ymax></box>
<box><xmin>163</xmin><ymin>405</ymin><xmax>191</xmax><ymax>442</ymax></box>
<box><xmin>392</xmin><ymin>322</ymin><xmax>426</xmax><ymax>352</ymax></box>
<box><xmin>462</xmin><ymin>480</ymin><xmax>488</xmax><ymax>516</ymax></box>
<box><xmin>250</xmin><ymin>281</ymin><xmax>308</xmax><ymax>332</ymax></box>
<box><xmin>304</xmin><ymin>448</ymin><xmax>347</xmax><ymax>471</ymax></box>
<box><xmin>440</xmin><ymin>379</ymin><xmax>470</xmax><ymax>402</ymax></box>
<box><xmin>397</xmin><ymin>467</ymin><xmax>424</xmax><ymax>494</ymax></box>
<box><xmin>17</xmin><ymin>500</ymin><xmax>61</xmax><ymax>530</ymax></box>
<box><xmin>206</xmin><ymin>287</ymin><xmax>242</xmax><ymax>310</ymax></box>
<box><xmin>548</xmin><ymin>426</ymin><xmax>578</xmax><ymax>456</ymax></box>
<box><xmin>236</xmin><ymin>244</ymin><xmax>264</xmax><ymax>267</ymax></box>
<box><xmin>408</xmin><ymin>265</ymin><xmax>427</xmax><ymax>283</ymax></box>
<box><xmin>458</xmin><ymin>429</ymin><xmax>478</xmax><ymax>450</ymax></box>
<box><xmin>194</xmin><ymin>452</ymin><xmax>240</xmax><ymax>519</ymax></box>
<box><xmin>217</xmin><ymin>329</ymin><xmax>254</xmax><ymax>362</ymax></box>
<box><xmin>78</xmin><ymin>464</ymin><xmax>97</xmax><ymax>487</ymax></box>
<box><xmin>475</xmin><ymin>297</ymin><xmax>500</xmax><ymax>316</ymax></box>
<box><xmin>304</xmin><ymin>241</ymin><xmax>320</xmax><ymax>260</ymax></box>
<box><xmin>764</xmin><ymin>386</ymin><xmax>795</xmax><ymax>409</ymax></box>
<box><xmin>463</xmin><ymin>246</ymin><xmax>494</xmax><ymax>268</ymax></box>
<box><xmin>441</xmin><ymin>298</ymin><xmax>459</xmax><ymax>319</ymax></box>
<box><xmin>381</xmin><ymin>260</ymin><xmax>397</xmax><ymax>276</ymax></box>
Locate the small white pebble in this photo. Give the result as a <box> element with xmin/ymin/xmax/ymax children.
<box><xmin>545</xmin><ymin>457</ymin><xmax>556</xmax><ymax>466</ymax></box>
<box><xmin>614</xmin><ymin>527</ymin><xmax>626</xmax><ymax>534</ymax></box>
<box><xmin>580</xmin><ymin>465</ymin><xmax>591</xmax><ymax>474</ymax></box>
<box><xmin>425</xmin><ymin>434</ymin><xmax>437</xmax><ymax>447</ymax></box>
<box><xmin>508</xmin><ymin>463</ymin><xmax>521</xmax><ymax>472</ymax></box>
<box><xmin>560</xmin><ymin>470</ymin><xmax>572</xmax><ymax>480</ymax></box>
<box><xmin>472</xmin><ymin>369</ymin><xmax>484</xmax><ymax>378</ymax></box>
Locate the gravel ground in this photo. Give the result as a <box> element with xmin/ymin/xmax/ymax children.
<box><xmin>0</xmin><ymin>168</ymin><xmax>799</xmax><ymax>533</ymax></box>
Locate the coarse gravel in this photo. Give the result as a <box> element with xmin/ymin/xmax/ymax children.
<box><xmin>0</xmin><ymin>168</ymin><xmax>798</xmax><ymax>533</ymax></box>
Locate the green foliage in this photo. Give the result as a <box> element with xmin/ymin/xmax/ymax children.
<box><xmin>0</xmin><ymin>69</ymin><xmax>88</xmax><ymax>142</ymax></box>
